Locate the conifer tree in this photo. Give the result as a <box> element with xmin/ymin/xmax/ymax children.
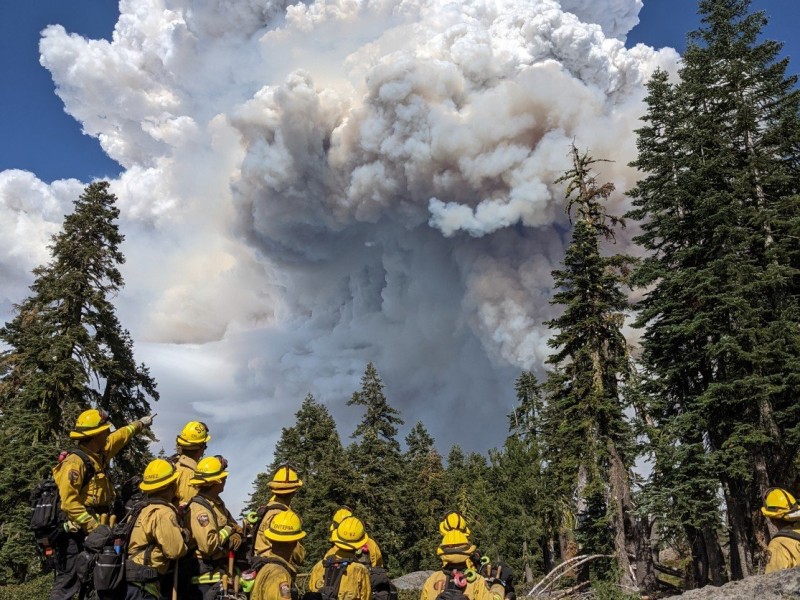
<box><xmin>0</xmin><ymin>181</ymin><xmax>157</xmax><ymax>582</ymax></box>
<box><xmin>492</xmin><ymin>372</ymin><xmax>549</xmax><ymax>580</ymax></box>
<box><xmin>540</xmin><ymin>146</ymin><xmax>647</xmax><ymax>590</ymax></box>
<box><xmin>347</xmin><ymin>363</ymin><xmax>405</xmax><ymax>573</ymax></box>
<box><xmin>246</xmin><ymin>393</ymin><xmax>350</xmax><ymax>561</ymax></box>
<box><xmin>628</xmin><ymin>0</ymin><xmax>800</xmax><ymax>581</ymax></box>
<box><xmin>398</xmin><ymin>422</ymin><xmax>446</xmax><ymax>572</ymax></box>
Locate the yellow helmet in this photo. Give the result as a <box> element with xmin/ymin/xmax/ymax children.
<box><xmin>332</xmin><ymin>516</ymin><xmax>369</xmax><ymax>551</ymax></box>
<box><xmin>437</xmin><ymin>530</ymin><xmax>476</xmax><ymax>560</ymax></box>
<box><xmin>69</xmin><ymin>409</ymin><xmax>111</xmax><ymax>439</ymax></box>
<box><xmin>265</xmin><ymin>510</ymin><xmax>307</xmax><ymax>542</ymax></box>
<box><xmin>190</xmin><ymin>455</ymin><xmax>228</xmax><ymax>486</ymax></box>
<box><xmin>140</xmin><ymin>458</ymin><xmax>180</xmax><ymax>492</ymax></box>
<box><xmin>176</xmin><ymin>421</ymin><xmax>211</xmax><ymax>449</ymax></box>
<box><xmin>439</xmin><ymin>511</ymin><xmax>471</xmax><ymax>537</ymax></box>
<box><xmin>330</xmin><ymin>506</ymin><xmax>353</xmax><ymax>532</ymax></box>
<box><xmin>762</xmin><ymin>487</ymin><xmax>800</xmax><ymax>521</ymax></box>
<box><xmin>268</xmin><ymin>465</ymin><xmax>303</xmax><ymax>493</ymax></box>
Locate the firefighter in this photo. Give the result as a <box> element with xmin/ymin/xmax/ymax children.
<box><xmin>183</xmin><ymin>455</ymin><xmax>243</xmax><ymax>600</ymax></box>
<box><xmin>762</xmin><ymin>487</ymin><xmax>800</xmax><ymax>573</ymax></box>
<box><xmin>250</xmin><ymin>510</ymin><xmax>306</xmax><ymax>600</ymax></box>
<box><xmin>125</xmin><ymin>458</ymin><xmax>188</xmax><ymax>600</ymax></box>
<box><xmin>174</xmin><ymin>421</ymin><xmax>211</xmax><ymax>506</ymax></box>
<box><xmin>325</xmin><ymin>507</ymin><xmax>384</xmax><ymax>568</ymax></box>
<box><xmin>252</xmin><ymin>465</ymin><xmax>306</xmax><ymax>566</ymax></box>
<box><xmin>309</xmin><ymin>516</ymin><xmax>372</xmax><ymax>600</ymax></box>
<box><xmin>50</xmin><ymin>409</ymin><xmax>154</xmax><ymax>600</ymax></box>
<box><xmin>420</xmin><ymin>531</ymin><xmax>504</xmax><ymax>600</ymax></box>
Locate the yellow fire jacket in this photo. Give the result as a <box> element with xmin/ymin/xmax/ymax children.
<box><xmin>128</xmin><ymin>500</ymin><xmax>187</xmax><ymax>576</ymax></box>
<box><xmin>174</xmin><ymin>454</ymin><xmax>199</xmax><ymax>507</ymax></box>
<box><xmin>420</xmin><ymin>568</ymin><xmax>503</xmax><ymax>600</ymax></box>
<box><xmin>187</xmin><ymin>493</ymin><xmax>239</xmax><ymax>562</ymax></box>
<box><xmin>254</xmin><ymin>497</ymin><xmax>306</xmax><ymax>566</ymax></box>
<box><xmin>251</xmin><ymin>552</ymin><xmax>297</xmax><ymax>600</ymax></box>
<box><xmin>53</xmin><ymin>421</ymin><xmax>143</xmax><ymax>532</ymax></box>
<box><xmin>309</xmin><ymin>548</ymin><xmax>371</xmax><ymax>600</ymax></box>
<box><xmin>765</xmin><ymin>524</ymin><xmax>800</xmax><ymax>573</ymax></box>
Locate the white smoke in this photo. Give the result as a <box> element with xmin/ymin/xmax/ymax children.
<box><xmin>0</xmin><ymin>0</ymin><xmax>679</xmax><ymax>511</ymax></box>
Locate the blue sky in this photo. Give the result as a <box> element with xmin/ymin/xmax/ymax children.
<box><xmin>1</xmin><ymin>0</ymin><xmax>798</xmax><ymax>184</ymax></box>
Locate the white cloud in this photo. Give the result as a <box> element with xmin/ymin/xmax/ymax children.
<box><xmin>0</xmin><ymin>0</ymin><xmax>680</xmax><ymax>512</ymax></box>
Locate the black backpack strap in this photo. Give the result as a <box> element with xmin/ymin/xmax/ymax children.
<box><xmin>773</xmin><ymin>530</ymin><xmax>800</xmax><ymax>543</ymax></box>
<box><xmin>189</xmin><ymin>494</ymin><xmax>219</xmax><ymax>528</ymax></box>
<box><xmin>70</xmin><ymin>449</ymin><xmax>98</xmax><ymax>489</ymax></box>
<box><xmin>322</xmin><ymin>558</ymin><xmax>350</xmax><ymax>597</ymax></box>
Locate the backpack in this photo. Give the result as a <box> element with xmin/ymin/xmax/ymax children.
<box><xmin>92</xmin><ymin>497</ymin><xmax>174</xmax><ymax>593</ymax></box>
<box><xmin>434</xmin><ymin>568</ymin><xmax>470</xmax><ymax>600</ymax></box>
<box><xmin>318</xmin><ymin>557</ymin><xmax>353</xmax><ymax>600</ymax></box>
<box><xmin>30</xmin><ymin>450</ymin><xmax>96</xmax><ymax>568</ymax></box>
<box><xmin>368</xmin><ymin>566</ymin><xmax>398</xmax><ymax>600</ymax></box>
<box><xmin>243</xmin><ymin>501</ymin><xmax>285</xmax><ymax>560</ymax></box>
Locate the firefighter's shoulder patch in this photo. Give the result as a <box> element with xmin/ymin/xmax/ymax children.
<box><xmin>68</xmin><ymin>469</ymin><xmax>80</xmax><ymax>484</ymax></box>
<box><xmin>197</xmin><ymin>513</ymin><xmax>210</xmax><ymax>527</ymax></box>
<box><xmin>434</xmin><ymin>580</ymin><xmax>446</xmax><ymax>592</ymax></box>
<box><xmin>280</xmin><ymin>582</ymin><xmax>291</xmax><ymax>598</ymax></box>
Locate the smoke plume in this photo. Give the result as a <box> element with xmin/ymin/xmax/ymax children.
<box><xmin>0</xmin><ymin>0</ymin><xmax>679</xmax><ymax>510</ymax></box>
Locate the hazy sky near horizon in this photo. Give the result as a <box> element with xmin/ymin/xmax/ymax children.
<box><xmin>1</xmin><ymin>0</ymin><xmax>798</xmax><ymax>512</ymax></box>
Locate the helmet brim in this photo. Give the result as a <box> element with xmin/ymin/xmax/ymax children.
<box><xmin>69</xmin><ymin>423</ymin><xmax>112</xmax><ymax>439</ymax></box>
<box><xmin>190</xmin><ymin>471</ymin><xmax>229</xmax><ymax>486</ymax></box>
<box><xmin>266</xmin><ymin>530</ymin><xmax>307</xmax><ymax>542</ymax></box>
<box><xmin>140</xmin><ymin>470</ymin><xmax>180</xmax><ymax>492</ymax></box>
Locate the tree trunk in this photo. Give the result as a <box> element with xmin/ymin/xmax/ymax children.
<box><xmin>606</xmin><ymin>442</ymin><xmax>637</xmax><ymax>591</ymax></box>
<box><xmin>702</xmin><ymin>524</ymin><xmax>727</xmax><ymax>587</ymax></box>
<box><xmin>722</xmin><ymin>477</ymin><xmax>754</xmax><ymax>579</ymax></box>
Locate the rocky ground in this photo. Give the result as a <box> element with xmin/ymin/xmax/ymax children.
<box><xmin>393</xmin><ymin>567</ymin><xmax>800</xmax><ymax>599</ymax></box>
<box><xmin>664</xmin><ymin>567</ymin><xmax>800</xmax><ymax>599</ymax></box>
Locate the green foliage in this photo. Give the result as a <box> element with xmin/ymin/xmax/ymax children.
<box><xmin>628</xmin><ymin>0</ymin><xmax>800</xmax><ymax>581</ymax></box>
<box><xmin>0</xmin><ymin>575</ymin><xmax>51</xmax><ymax>600</ymax></box>
<box><xmin>347</xmin><ymin>363</ymin><xmax>406</xmax><ymax>575</ymax></box>
<box><xmin>247</xmin><ymin>393</ymin><xmax>350</xmax><ymax>562</ymax></box>
<box><xmin>0</xmin><ymin>182</ymin><xmax>157</xmax><ymax>583</ymax></box>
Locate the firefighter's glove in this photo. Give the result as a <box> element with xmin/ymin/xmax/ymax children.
<box><xmin>62</xmin><ymin>521</ymin><xmax>79</xmax><ymax>533</ymax></box>
<box><xmin>228</xmin><ymin>532</ymin><xmax>243</xmax><ymax>551</ymax></box>
<box><xmin>140</xmin><ymin>414</ymin><xmax>155</xmax><ymax>427</ymax></box>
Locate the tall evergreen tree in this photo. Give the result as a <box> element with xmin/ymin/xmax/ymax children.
<box><xmin>628</xmin><ymin>0</ymin><xmax>800</xmax><ymax>581</ymax></box>
<box><xmin>346</xmin><ymin>363</ymin><xmax>405</xmax><ymax>574</ymax></box>
<box><xmin>398</xmin><ymin>422</ymin><xmax>446</xmax><ymax>572</ymax></box>
<box><xmin>246</xmin><ymin>393</ymin><xmax>350</xmax><ymax>562</ymax></box>
<box><xmin>0</xmin><ymin>181</ymin><xmax>157</xmax><ymax>582</ymax></box>
<box><xmin>539</xmin><ymin>146</ymin><xmax>648</xmax><ymax>590</ymax></box>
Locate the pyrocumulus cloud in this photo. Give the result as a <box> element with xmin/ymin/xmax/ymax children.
<box><xmin>0</xmin><ymin>0</ymin><xmax>678</xmax><ymax>510</ymax></box>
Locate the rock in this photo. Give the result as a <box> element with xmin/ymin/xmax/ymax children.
<box><xmin>664</xmin><ymin>567</ymin><xmax>800</xmax><ymax>599</ymax></box>
<box><xmin>393</xmin><ymin>571</ymin><xmax>434</xmax><ymax>590</ymax></box>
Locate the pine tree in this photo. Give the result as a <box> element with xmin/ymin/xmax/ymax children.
<box><xmin>398</xmin><ymin>422</ymin><xmax>446</xmax><ymax>572</ymax></box>
<box><xmin>628</xmin><ymin>0</ymin><xmax>800</xmax><ymax>581</ymax></box>
<box><xmin>346</xmin><ymin>363</ymin><xmax>405</xmax><ymax>574</ymax></box>
<box><xmin>492</xmin><ymin>372</ymin><xmax>550</xmax><ymax>581</ymax></box>
<box><xmin>539</xmin><ymin>146</ymin><xmax>647</xmax><ymax>590</ymax></box>
<box><xmin>246</xmin><ymin>393</ymin><xmax>350</xmax><ymax>562</ymax></box>
<box><xmin>0</xmin><ymin>181</ymin><xmax>157</xmax><ymax>582</ymax></box>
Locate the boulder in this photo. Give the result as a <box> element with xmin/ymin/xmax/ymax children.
<box><xmin>393</xmin><ymin>571</ymin><xmax>434</xmax><ymax>590</ymax></box>
<box><xmin>664</xmin><ymin>567</ymin><xmax>800</xmax><ymax>599</ymax></box>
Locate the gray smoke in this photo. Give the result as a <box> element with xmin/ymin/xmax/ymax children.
<box><xmin>0</xmin><ymin>0</ymin><xmax>678</xmax><ymax>510</ymax></box>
